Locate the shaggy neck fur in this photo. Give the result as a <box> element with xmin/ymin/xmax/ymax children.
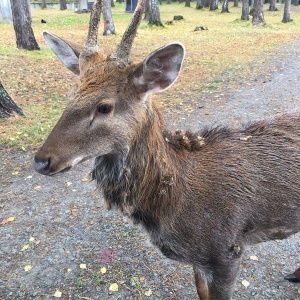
<box><xmin>91</xmin><ymin>102</ymin><xmax>186</xmax><ymax>229</ymax></box>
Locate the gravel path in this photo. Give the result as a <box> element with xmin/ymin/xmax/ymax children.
<box><xmin>1</xmin><ymin>39</ymin><xmax>300</xmax><ymax>300</ymax></box>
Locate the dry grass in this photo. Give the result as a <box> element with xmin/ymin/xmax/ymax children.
<box><xmin>1</xmin><ymin>3</ymin><xmax>300</xmax><ymax>149</ymax></box>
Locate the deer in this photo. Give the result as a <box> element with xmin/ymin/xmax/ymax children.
<box><xmin>33</xmin><ymin>0</ymin><xmax>300</xmax><ymax>298</ymax></box>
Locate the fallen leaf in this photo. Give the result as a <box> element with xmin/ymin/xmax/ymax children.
<box><xmin>80</xmin><ymin>264</ymin><xmax>87</xmax><ymax>269</ymax></box>
<box><xmin>67</xmin><ymin>268</ymin><xmax>72</xmax><ymax>273</ymax></box>
<box><xmin>250</xmin><ymin>255</ymin><xmax>258</xmax><ymax>261</ymax></box>
<box><xmin>34</xmin><ymin>186</ymin><xmax>41</xmax><ymax>190</ymax></box>
<box><xmin>29</xmin><ymin>237</ymin><xmax>35</xmax><ymax>242</ymax></box>
<box><xmin>109</xmin><ymin>283</ymin><xmax>118</xmax><ymax>292</ymax></box>
<box><xmin>7</xmin><ymin>217</ymin><xmax>15</xmax><ymax>222</ymax></box>
<box><xmin>24</xmin><ymin>265</ymin><xmax>32</xmax><ymax>272</ymax></box>
<box><xmin>66</xmin><ymin>181</ymin><xmax>72</xmax><ymax>186</ymax></box>
<box><xmin>1</xmin><ymin>219</ymin><xmax>8</xmax><ymax>225</ymax></box>
<box><xmin>71</xmin><ymin>208</ymin><xmax>78</xmax><ymax>217</ymax></box>
<box><xmin>144</xmin><ymin>289</ymin><xmax>153</xmax><ymax>297</ymax></box>
<box><xmin>242</xmin><ymin>279</ymin><xmax>250</xmax><ymax>288</ymax></box>
<box><xmin>21</xmin><ymin>244</ymin><xmax>30</xmax><ymax>251</ymax></box>
<box><xmin>100</xmin><ymin>267</ymin><xmax>107</xmax><ymax>274</ymax></box>
<box><xmin>53</xmin><ymin>290</ymin><xmax>62</xmax><ymax>298</ymax></box>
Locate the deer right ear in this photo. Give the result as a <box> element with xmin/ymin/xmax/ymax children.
<box><xmin>43</xmin><ymin>31</ymin><xmax>81</xmax><ymax>76</ymax></box>
<box><xmin>133</xmin><ymin>43</ymin><xmax>185</xmax><ymax>95</ymax></box>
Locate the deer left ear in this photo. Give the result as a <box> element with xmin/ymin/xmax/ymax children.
<box><xmin>133</xmin><ymin>43</ymin><xmax>185</xmax><ymax>95</ymax></box>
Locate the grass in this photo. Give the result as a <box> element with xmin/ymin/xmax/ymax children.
<box><xmin>0</xmin><ymin>3</ymin><xmax>300</xmax><ymax>149</ymax></box>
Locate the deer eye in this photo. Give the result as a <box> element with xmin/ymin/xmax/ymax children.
<box><xmin>97</xmin><ymin>104</ymin><xmax>113</xmax><ymax>114</ymax></box>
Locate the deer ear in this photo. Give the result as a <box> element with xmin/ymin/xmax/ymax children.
<box><xmin>43</xmin><ymin>31</ymin><xmax>82</xmax><ymax>76</ymax></box>
<box><xmin>133</xmin><ymin>43</ymin><xmax>185</xmax><ymax>95</ymax></box>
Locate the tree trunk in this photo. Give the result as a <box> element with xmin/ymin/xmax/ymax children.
<box><xmin>292</xmin><ymin>0</ymin><xmax>299</xmax><ymax>6</ymax></box>
<box><xmin>111</xmin><ymin>0</ymin><xmax>115</xmax><ymax>7</ymax></box>
<box><xmin>10</xmin><ymin>0</ymin><xmax>40</xmax><ymax>50</ymax></box>
<box><xmin>204</xmin><ymin>0</ymin><xmax>210</xmax><ymax>8</ymax></box>
<box><xmin>221</xmin><ymin>0</ymin><xmax>230</xmax><ymax>12</ymax></box>
<box><xmin>60</xmin><ymin>0</ymin><xmax>67</xmax><ymax>10</ymax></box>
<box><xmin>269</xmin><ymin>0</ymin><xmax>278</xmax><ymax>10</ymax></box>
<box><xmin>41</xmin><ymin>0</ymin><xmax>47</xmax><ymax>9</ymax></box>
<box><xmin>233</xmin><ymin>0</ymin><xmax>239</xmax><ymax>7</ymax></box>
<box><xmin>144</xmin><ymin>0</ymin><xmax>150</xmax><ymax>21</ymax></box>
<box><xmin>185</xmin><ymin>0</ymin><xmax>191</xmax><ymax>7</ymax></box>
<box><xmin>148</xmin><ymin>0</ymin><xmax>163</xmax><ymax>26</ymax></box>
<box><xmin>0</xmin><ymin>82</ymin><xmax>25</xmax><ymax>118</ymax></box>
<box><xmin>209</xmin><ymin>0</ymin><xmax>218</xmax><ymax>10</ymax></box>
<box><xmin>282</xmin><ymin>0</ymin><xmax>292</xmax><ymax>22</ymax></box>
<box><xmin>241</xmin><ymin>0</ymin><xmax>250</xmax><ymax>19</ymax></box>
<box><xmin>252</xmin><ymin>0</ymin><xmax>265</xmax><ymax>25</ymax></box>
<box><xmin>196</xmin><ymin>0</ymin><xmax>204</xmax><ymax>9</ymax></box>
<box><xmin>103</xmin><ymin>0</ymin><xmax>116</xmax><ymax>35</ymax></box>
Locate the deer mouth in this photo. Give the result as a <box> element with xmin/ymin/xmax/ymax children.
<box><xmin>33</xmin><ymin>155</ymin><xmax>90</xmax><ymax>176</ymax></box>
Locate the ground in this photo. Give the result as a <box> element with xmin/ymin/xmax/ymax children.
<box><xmin>1</xmin><ymin>38</ymin><xmax>300</xmax><ymax>299</ymax></box>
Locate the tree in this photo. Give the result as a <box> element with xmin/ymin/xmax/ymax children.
<box><xmin>147</xmin><ymin>0</ymin><xmax>163</xmax><ymax>26</ymax></box>
<box><xmin>269</xmin><ymin>0</ymin><xmax>278</xmax><ymax>11</ymax></box>
<box><xmin>10</xmin><ymin>0</ymin><xmax>40</xmax><ymax>50</ymax></box>
<box><xmin>0</xmin><ymin>81</ymin><xmax>24</xmax><ymax>118</ymax></box>
<box><xmin>221</xmin><ymin>0</ymin><xmax>230</xmax><ymax>12</ymax></box>
<box><xmin>41</xmin><ymin>0</ymin><xmax>47</xmax><ymax>9</ymax></box>
<box><xmin>103</xmin><ymin>0</ymin><xmax>116</xmax><ymax>35</ymax></box>
<box><xmin>282</xmin><ymin>0</ymin><xmax>292</xmax><ymax>22</ymax></box>
<box><xmin>185</xmin><ymin>0</ymin><xmax>191</xmax><ymax>7</ymax></box>
<box><xmin>60</xmin><ymin>0</ymin><xmax>67</xmax><ymax>10</ymax></box>
<box><xmin>196</xmin><ymin>0</ymin><xmax>204</xmax><ymax>9</ymax></box>
<box><xmin>233</xmin><ymin>0</ymin><xmax>239</xmax><ymax>7</ymax></box>
<box><xmin>209</xmin><ymin>0</ymin><xmax>218</xmax><ymax>10</ymax></box>
<box><xmin>252</xmin><ymin>0</ymin><xmax>265</xmax><ymax>25</ymax></box>
<box><xmin>241</xmin><ymin>0</ymin><xmax>250</xmax><ymax>20</ymax></box>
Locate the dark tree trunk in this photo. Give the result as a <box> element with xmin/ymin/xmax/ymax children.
<box><xmin>292</xmin><ymin>0</ymin><xmax>299</xmax><ymax>6</ymax></box>
<box><xmin>60</xmin><ymin>0</ymin><xmax>67</xmax><ymax>10</ymax></box>
<box><xmin>196</xmin><ymin>0</ymin><xmax>204</xmax><ymax>9</ymax></box>
<box><xmin>144</xmin><ymin>0</ymin><xmax>150</xmax><ymax>21</ymax></box>
<box><xmin>252</xmin><ymin>0</ymin><xmax>265</xmax><ymax>25</ymax></box>
<box><xmin>204</xmin><ymin>0</ymin><xmax>210</xmax><ymax>8</ymax></box>
<box><xmin>0</xmin><ymin>82</ymin><xmax>25</xmax><ymax>118</ymax></box>
<box><xmin>41</xmin><ymin>0</ymin><xmax>47</xmax><ymax>9</ymax></box>
<box><xmin>148</xmin><ymin>0</ymin><xmax>163</xmax><ymax>26</ymax></box>
<box><xmin>167</xmin><ymin>0</ymin><xmax>172</xmax><ymax>4</ymax></box>
<box><xmin>241</xmin><ymin>0</ymin><xmax>250</xmax><ymax>19</ymax></box>
<box><xmin>282</xmin><ymin>0</ymin><xmax>292</xmax><ymax>22</ymax></box>
<box><xmin>111</xmin><ymin>0</ymin><xmax>115</xmax><ymax>7</ymax></box>
<box><xmin>185</xmin><ymin>0</ymin><xmax>191</xmax><ymax>6</ymax></box>
<box><xmin>233</xmin><ymin>0</ymin><xmax>239</xmax><ymax>6</ymax></box>
<box><xmin>209</xmin><ymin>0</ymin><xmax>218</xmax><ymax>10</ymax></box>
<box><xmin>269</xmin><ymin>0</ymin><xmax>278</xmax><ymax>10</ymax></box>
<box><xmin>103</xmin><ymin>0</ymin><xmax>116</xmax><ymax>35</ymax></box>
<box><xmin>221</xmin><ymin>0</ymin><xmax>230</xmax><ymax>12</ymax></box>
<box><xmin>10</xmin><ymin>0</ymin><xmax>40</xmax><ymax>51</ymax></box>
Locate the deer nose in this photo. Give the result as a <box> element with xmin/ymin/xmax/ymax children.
<box><xmin>33</xmin><ymin>157</ymin><xmax>51</xmax><ymax>175</ymax></box>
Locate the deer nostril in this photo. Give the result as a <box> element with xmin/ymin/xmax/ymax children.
<box><xmin>33</xmin><ymin>157</ymin><xmax>51</xmax><ymax>175</ymax></box>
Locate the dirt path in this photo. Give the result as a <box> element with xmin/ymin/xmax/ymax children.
<box><xmin>1</xmin><ymin>39</ymin><xmax>300</xmax><ymax>300</ymax></box>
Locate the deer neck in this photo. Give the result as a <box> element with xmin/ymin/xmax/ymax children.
<box><xmin>92</xmin><ymin>101</ymin><xmax>183</xmax><ymax>223</ymax></box>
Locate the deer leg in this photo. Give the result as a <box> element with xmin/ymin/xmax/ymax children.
<box><xmin>284</xmin><ymin>267</ymin><xmax>300</xmax><ymax>282</ymax></box>
<box><xmin>193</xmin><ymin>266</ymin><xmax>210</xmax><ymax>300</ymax></box>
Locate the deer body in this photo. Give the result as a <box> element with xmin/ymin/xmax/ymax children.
<box><xmin>33</xmin><ymin>1</ymin><xmax>300</xmax><ymax>298</ymax></box>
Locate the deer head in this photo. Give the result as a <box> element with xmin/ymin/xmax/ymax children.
<box><xmin>33</xmin><ymin>0</ymin><xmax>185</xmax><ymax>176</ymax></box>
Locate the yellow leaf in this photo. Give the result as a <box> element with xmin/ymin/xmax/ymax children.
<box><xmin>249</xmin><ymin>255</ymin><xmax>258</xmax><ymax>261</ymax></box>
<box><xmin>24</xmin><ymin>265</ymin><xmax>32</xmax><ymax>272</ymax></box>
<box><xmin>53</xmin><ymin>290</ymin><xmax>62</xmax><ymax>298</ymax></box>
<box><xmin>109</xmin><ymin>283</ymin><xmax>118</xmax><ymax>292</ymax></box>
<box><xmin>242</xmin><ymin>279</ymin><xmax>250</xmax><ymax>288</ymax></box>
<box><xmin>144</xmin><ymin>289</ymin><xmax>153</xmax><ymax>297</ymax></box>
<box><xmin>100</xmin><ymin>267</ymin><xmax>107</xmax><ymax>274</ymax></box>
<box><xmin>21</xmin><ymin>244</ymin><xmax>30</xmax><ymax>251</ymax></box>
<box><xmin>67</xmin><ymin>268</ymin><xmax>72</xmax><ymax>273</ymax></box>
<box><xmin>80</xmin><ymin>264</ymin><xmax>87</xmax><ymax>269</ymax></box>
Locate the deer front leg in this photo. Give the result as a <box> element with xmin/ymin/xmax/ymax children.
<box><xmin>193</xmin><ymin>258</ymin><xmax>241</xmax><ymax>300</ymax></box>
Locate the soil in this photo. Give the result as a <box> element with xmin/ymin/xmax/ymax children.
<box><xmin>1</xmin><ymin>38</ymin><xmax>300</xmax><ymax>300</ymax></box>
